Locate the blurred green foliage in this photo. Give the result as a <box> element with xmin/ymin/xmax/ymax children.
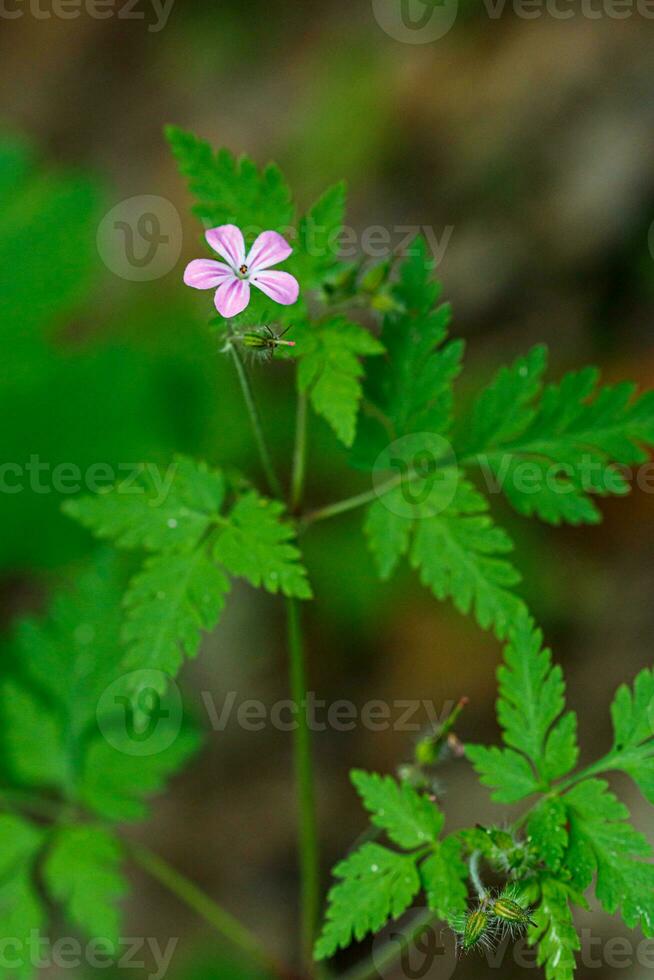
<box><xmin>0</xmin><ymin>135</ymin><xmax>241</xmax><ymax>572</ymax></box>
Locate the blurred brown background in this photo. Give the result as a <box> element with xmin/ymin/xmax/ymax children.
<box><xmin>1</xmin><ymin>2</ymin><xmax>654</xmax><ymax>978</ymax></box>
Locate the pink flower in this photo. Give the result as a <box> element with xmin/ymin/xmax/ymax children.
<box><xmin>183</xmin><ymin>224</ymin><xmax>299</xmax><ymax>318</ymax></box>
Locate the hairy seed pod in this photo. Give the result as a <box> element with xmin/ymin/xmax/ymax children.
<box><xmin>491</xmin><ymin>897</ymin><xmax>533</xmax><ymax>925</ymax></box>
<box><xmin>462</xmin><ymin>909</ymin><xmax>491</xmax><ymax>951</ymax></box>
<box><xmin>489</xmin><ymin>894</ymin><xmax>537</xmax><ymax>937</ymax></box>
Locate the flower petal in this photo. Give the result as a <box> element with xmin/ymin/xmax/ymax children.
<box><xmin>205</xmin><ymin>225</ymin><xmax>246</xmax><ymax>269</ymax></box>
<box><xmin>246</xmin><ymin>231</ymin><xmax>293</xmax><ymax>273</ymax></box>
<box><xmin>214</xmin><ymin>277</ymin><xmax>251</xmax><ymax>318</ymax></box>
<box><xmin>183</xmin><ymin>259</ymin><xmax>234</xmax><ymax>290</ymax></box>
<box><xmin>251</xmin><ymin>270</ymin><xmax>299</xmax><ymax>306</ymax></box>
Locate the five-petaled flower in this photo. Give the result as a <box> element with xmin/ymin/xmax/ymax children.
<box><xmin>183</xmin><ymin>224</ymin><xmax>299</xmax><ymax>318</ymax></box>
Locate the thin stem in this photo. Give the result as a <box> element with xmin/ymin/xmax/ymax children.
<box><xmin>300</xmin><ymin>478</ymin><xmax>398</xmax><ymax>528</ymax></box>
<box><xmin>340</xmin><ymin>908</ymin><xmax>438</xmax><ymax>980</ymax></box>
<box><xmin>300</xmin><ymin>452</ymin><xmax>456</xmax><ymax>529</ymax></box>
<box><xmin>469</xmin><ymin>851</ymin><xmax>488</xmax><ymax>900</ymax></box>
<box><xmin>290</xmin><ymin>391</ymin><xmax>308</xmax><ymax>513</ymax></box>
<box><xmin>228</xmin><ymin>333</ymin><xmax>320</xmax><ymax>971</ymax></box>
<box><xmin>552</xmin><ymin>751</ymin><xmax>619</xmax><ymax>794</ymax></box>
<box><xmin>286</xmin><ymin>598</ymin><xmax>320</xmax><ymax>973</ymax></box>
<box><xmin>130</xmin><ymin>843</ymin><xmax>283</xmax><ymax>976</ymax></box>
<box><xmin>229</xmin><ymin>342</ymin><xmax>284</xmax><ymax>499</ymax></box>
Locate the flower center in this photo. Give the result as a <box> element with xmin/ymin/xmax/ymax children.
<box><xmin>239</xmin><ymin>264</ymin><xmax>248</xmax><ymax>276</ymax></box>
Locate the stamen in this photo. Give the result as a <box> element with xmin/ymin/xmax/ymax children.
<box><xmin>239</xmin><ymin>264</ymin><xmax>248</xmax><ymax>275</ymax></box>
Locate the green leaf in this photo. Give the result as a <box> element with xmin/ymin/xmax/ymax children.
<box><xmin>214</xmin><ymin>492</ymin><xmax>312</xmax><ymax>598</ymax></box>
<box><xmin>79</xmin><ymin>726</ymin><xmax>200</xmax><ymax>822</ymax></box>
<box><xmin>409</xmin><ymin>481</ymin><xmax>524</xmax><ymax>638</ymax></box>
<box><xmin>66</xmin><ymin>466</ymin><xmax>312</xmax><ymax>689</ymax></box>
<box><xmin>44</xmin><ymin>826</ymin><xmax>126</xmax><ymax>948</ymax></box>
<box><xmin>564</xmin><ymin>779</ymin><xmax>654</xmax><ymax>934</ymax></box>
<box><xmin>314</xmin><ymin>843</ymin><xmax>420</xmax><ymax>960</ymax></box>
<box><xmin>366</xmin><ymin>479</ymin><xmax>525</xmax><ymax>639</ymax></box>
<box><xmin>490</xmin><ymin>456</ymin><xmax>605</xmax><ymax>526</ymax></box>
<box><xmin>1</xmin><ymin>554</ymin><xmax>201</xmax><ymax>824</ymax></box>
<box><xmin>64</xmin><ymin>455</ymin><xmax>226</xmax><ymax>553</ymax></box>
<box><xmin>393</xmin><ymin>237</ymin><xmax>442</xmax><ymax>312</ymax></box>
<box><xmin>355</xmin><ymin>238</ymin><xmax>463</xmax><ymax>460</ymax></box>
<box><xmin>66</xmin><ymin>464</ymin><xmax>311</xmax><ymax>684</ymax></box>
<box><xmin>543</xmin><ymin>712</ymin><xmax>579</xmax><ymax>783</ymax></box>
<box><xmin>467</xmin><ymin>616</ymin><xmax>578</xmax><ymax>799</ymax></box>
<box><xmin>1</xmin><ymin>553</ymin><xmax>129</xmax><ymax>801</ymax></box>
<box><xmin>292</xmin><ymin>182</ymin><xmax>346</xmax><ymax>291</ymax></box>
<box><xmin>350</xmin><ymin>770</ymin><xmax>443</xmax><ymax>849</ymax></box>
<box><xmin>495</xmin><ymin>613</ymin><xmax>579</xmax><ymax>783</ymax></box>
<box><xmin>362</xmin><ymin>487</ymin><xmax>412</xmax><ymax>579</ymax></box>
<box><xmin>458</xmin><ymin>348</ymin><xmax>654</xmax><ymax>526</ymax></box>
<box><xmin>611</xmin><ymin>667</ymin><xmax>654</xmax><ymax>751</ymax></box>
<box><xmin>527</xmin><ymin>798</ymin><xmax>569</xmax><ymax>872</ymax></box>
<box><xmin>8</xmin><ymin>550</ymin><xmax>125</xmax><ymax>738</ymax></box>
<box><xmin>420</xmin><ymin>836</ymin><xmax>468</xmax><ymax>921</ymax></box>
<box><xmin>122</xmin><ymin>547</ymin><xmax>230</xmax><ymax>682</ymax></box>
<box><xmin>465</xmin><ymin>745</ymin><xmax>541</xmax><ymax>804</ymax></box>
<box><xmin>607</xmin><ymin>668</ymin><xmax>654</xmax><ymax>804</ymax></box>
<box><xmin>166</xmin><ymin>126</ymin><xmax>294</xmax><ymax>235</ymax></box>
<box><xmin>457</xmin><ymin>345</ymin><xmax>548</xmax><ymax>458</ymax></box>
<box><xmin>0</xmin><ymin>815</ymin><xmax>45</xmax><ymax>980</ymax></box>
<box><xmin>1</xmin><ymin>679</ymin><xmax>67</xmax><ymax>789</ymax></box>
<box><xmin>530</xmin><ymin>879</ymin><xmax>580</xmax><ymax>980</ymax></box>
<box><xmin>295</xmin><ymin>317</ymin><xmax>383</xmax><ymax>446</ymax></box>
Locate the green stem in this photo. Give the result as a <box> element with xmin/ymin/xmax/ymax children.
<box><xmin>339</xmin><ymin>908</ymin><xmax>438</xmax><ymax>980</ymax></box>
<box><xmin>553</xmin><ymin>751</ymin><xmax>619</xmax><ymax>794</ymax></box>
<box><xmin>290</xmin><ymin>391</ymin><xmax>308</xmax><ymax>514</ymax></box>
<box><xmin>286</xmin><ymin>597</ymin><xmax>320</xmax><ymax>973</ymax></box>
<box><xmin>228</xmin><ymin>332</ymin><xmax>320</xmax><ymax>971</ymax></box>
<box><xmin>469</xmin><ymin>850</ymin><xmax>487</xmax><ymax>900</ymax></box>
<box><xmin>300</xmin><ymin>478</ymin><xmax>398</xmax><ymax>528</ymax></box>
<box><xmin>131</xmin><ymin>844</ymin><xmax>283</xmax><ymax>976</ymax></box>
<box><xmin>229</xmin><ymin>341</ymin><xmax>284</xmax><ymax>499</ymax></box>
<box><xmin>300</xmin><ymin>451</ymin><xmax>457</xmax><ymax>529</ymax></box>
